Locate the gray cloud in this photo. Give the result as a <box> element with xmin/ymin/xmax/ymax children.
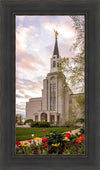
<box><xmin>16</xmin><ymin>94</ymin><xmax>24</xmax><ymax>98</ymax></box>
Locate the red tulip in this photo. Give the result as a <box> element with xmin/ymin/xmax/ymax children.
<box><xmin>66</xmin><ymin>133</ymin><xmax>71</xmax><ymax>138</ymax></box>
<box><xmin>76</xmin><ymin>134</ymin><xmax>84</xmax><ymax>144</ymax></box>
<box><xmin>44</xmin><ymin>143</ymin><xmax>47</xmax><ymax>147</ymax></box>
<box><xmin>76</xmin><ymin>139</ymin><xmax>80</xmax><ymax>144</ymax></box>
<box><xmin>42</xmin><ymin>138</ymin><xmax>48</xmax><ymax>143</ymax></box>
<box><xmin>16</xmin><ymin>141</ymin><xmax>21</xmax><ymax>146</ymax></box>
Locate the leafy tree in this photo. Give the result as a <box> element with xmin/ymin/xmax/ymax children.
<box><xmin>68</xmin><ymin>94</ymin><xmax>84</xmax><ymax>122</ymax></box>
<box><xmin>57</xmin><ymin>16</ymin><xmax>85</xmax><ymax>93</ymax></box>
<box><xmin>57</xmin><ymin>16</ymin><xmax>85</xmax><ymax>123</ymax></box>
<box><xmin>16</xmin><ymin>114</ymin><xmax>23</xmax><ymax>125</ymax></box>
<box><xmin>16</xmin><ymin>114</ymin><xmax>19</xmax><ymax>123</ymax></box>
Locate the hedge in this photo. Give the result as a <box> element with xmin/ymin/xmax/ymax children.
<box><xmin>31</xmin><ymin>121</ymin><xmax>50</xmax><ymax>127</ymax></box>
<box><xmin>24</xmin><ymin>119</ymin><xmax>33</xmax><ymax>125</ymax></box>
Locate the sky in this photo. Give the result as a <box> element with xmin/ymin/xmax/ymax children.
<box><xmin>16</xmin><ymin>15</ymin><xmax>84</xmax><ymax>119</ymax></box>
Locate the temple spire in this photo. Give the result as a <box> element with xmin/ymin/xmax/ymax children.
<box><xmin>50</xmin><ymin>31</ymin><xmax>61</xmax><ymax>73</ymax></box>
<box><xmin>53</xmin><ymin>30</ymin><xmax>59</xmax><ymax>57</ymax></box>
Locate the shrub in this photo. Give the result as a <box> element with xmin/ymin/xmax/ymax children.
<box><xmin>17</xmin><ymin>122</ymin><xmax>24</xmax><ymax>125</ymax></box>
<box><xmin>65</xmin><ymin>118</ymin><xmax>84</xmax><ymax>127</ymax></box>
<box><xmin>46</xmin><ymin>131</ymin><xmax>65</xmax><ymax>146</ymax></box>
<box><xmin>75</xmin><ymin>118</ymin><xmax>84</xmax><ymax>123</ymax></box>
<box><xmin>64</xmin><ymin>120</ymin><xmax>75</xmax><ymax>127</ymax></box>
<box><xmin>24</xmin><ymin>119</ymin><xmax>33</xmax><ymax>125</ymax></box>
<box><xmin>30</xmin><ymin>121</ymin><xmax>50</xmax><ymax>128</ymax></box>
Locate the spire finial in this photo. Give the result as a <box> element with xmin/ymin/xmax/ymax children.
<box><xmin>54</xmin><ymin>30</ymin><xmax>58</xmax><ymax>39</ymax></box>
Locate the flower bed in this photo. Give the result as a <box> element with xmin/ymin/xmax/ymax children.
<box><xmin>16</xmin><ymin>128</ymin><xmax>85</xmax><ymax>155</ymax></box>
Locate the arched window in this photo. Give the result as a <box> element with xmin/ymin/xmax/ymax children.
<box><xmin>53</xmin><ymin>61</ymin><xmax>56</xmax><ymax>67</ymax></box>
<box><xmin>50</xmin><ymin>76</ymin><xmax>55</xmax><ymax>80</ymax></box>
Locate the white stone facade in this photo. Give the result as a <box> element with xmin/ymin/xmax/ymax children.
<box><xmin>26</xmin><ymin>34</ymin><xmax>84</xmax><ymax>125</ymax></box>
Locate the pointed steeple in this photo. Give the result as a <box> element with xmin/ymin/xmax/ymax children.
<box><xmin>53</xmin><ymin>31</ymin><xmax>59</xmax><ymax>58</ymax></box>
<box><xmin>50</xmin><ymin>31</ymin><xmax>61</xmax><ymax>73</ymax></box>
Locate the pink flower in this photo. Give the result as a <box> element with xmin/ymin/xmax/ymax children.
<box><xmin>43</xmin><ymin>129</ymin><xmax>46</xmax><ymax>132</ymax></box>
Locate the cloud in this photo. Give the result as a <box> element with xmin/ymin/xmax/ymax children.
<box><xmin>43</xmin><ymin>17</ymin><xmax>76</xmax><ymax>40</ymax></box>
<box><xmin>16</xmin><ymin>77</ymin><xmax>43</xmax><ymax>111</ymax></box>
<box><xmin>16</xmin><ymin>94</ymin><xmax>24</xmax><ymax>98</ymax></box>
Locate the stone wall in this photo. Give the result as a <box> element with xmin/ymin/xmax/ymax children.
<box><xmin>26</xmin><ymin>98</ymin><xmax>42</xmax><ymax>120</ymax></box>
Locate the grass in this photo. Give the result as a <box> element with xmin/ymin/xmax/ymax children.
<box><xmin>16</xmin><ymin>127</ymin><xmax>77</xmax><ymax>141</ymax></box>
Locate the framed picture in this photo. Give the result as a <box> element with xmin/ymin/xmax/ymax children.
<box><xmin>0</xmin><ymin>0</ymin><xmax>100</xmax><ymax>169</ymax></box>
<box><xmin>16</xmin><ymin>15</ymin><xmax>86</xmax><ymax>156</ymax></box>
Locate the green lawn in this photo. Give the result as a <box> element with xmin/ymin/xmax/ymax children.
<box><xmin>16</xmin><ymin>127</ymin><xmax>77</xmax><ymax>141</ymax></box>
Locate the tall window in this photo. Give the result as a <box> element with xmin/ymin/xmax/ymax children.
<box><xmin>53</xmin><ymin>61</ymin><xmax>56</xmax><ymax>67</ymax></box>
<box><xmin>35</xmin><ymin>115</ymin><xmax>38</xmax><ymax>121</ymax></box>
<box><xmin>50</xmin><ymin>83</ymin><xmax>56</xmax><ymax>111</ymax></box>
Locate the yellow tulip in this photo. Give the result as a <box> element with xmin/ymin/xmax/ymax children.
<box><xmin>34</xmin><ymin>137</ymin><xmax>42</xmax><ymax>141</ymax></box>
<box><xmin>63</xmin><ymin>137</ymin><xmax>70</xmax><ymax>141</ymax></box>
<box><xmin>52</xmin><ymin>143</ymin><xmax>60</xmax><ymax>147</ymax></box>
<box><xmin>21</xmin><ymin>141</ymin><xmax>27</xmax><ymax>146</ymax></box>
<box><xmin>78</xmin><ymin>132</ymin><xmax>81</xmax><ymax>135</ymax></box>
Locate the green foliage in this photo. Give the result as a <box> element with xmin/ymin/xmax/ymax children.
<box><xmin>78</xmin><ymin>141</ymin><xmax>84</xmax><ymax>154</ymax></box>
<box><xmin>75</xmin><ymin>94</ymin><xmax>85</xmax><ymax>116</ymax></box>
<box><xmin>16</xmin><ymin>128</ymin><xmax>85</xmax><ymax>155</ymax></box>
<box><xmin>79</xmin><ymin>128</ymin><xmax>84</xmax><ymax>134</ymax></box>
<box><xmin>16</xmin><ymin>115</ymin><xmax>19</xmax><ymax>123</ymax></box>
<box><xmin>17</xmin><ymin>122</ymin><xmax>24</xmax><ymax>125</ymax></box>
<box><xmin>30</xmin><ymin>121</ymin><xmax>50</xmax><ymax>128</ymax></box>
<box><xmin>24</xmin><ymin>119</ymin><xmax>33</xmax><ymax>125</ymax></box>
<box><xmin>69</xmin><ymin>146</ymin><xmax>77</xmax><ymax>154</ymax></box>
<box><xmin>67</xmin><ymin>94</ymin><xmax>84</xmax><ymax>123</ymax></box>
<box><xmin>75</xmin><ymin>118</ymin><xmax>84</xmax><ymax>123</ymax></box>
<box><xmin>68</xmin><ymin>104</ymin><xmax>77</xmax><ymax>123</ymax></box>
<box><xmin>56</xmin><ymin>17</ymin><xmax>85</xmax><ymax>125</ymax></box>
<box><xmin>57</xmin><ymin>16</ymin><xmax>85</xmax><ymax>93</ymax></box>
<box><xmin>16</xmin><ymin>144</ymin><xmax>36</xmax><ymax>154</ymax></box>
<box><xmin>46</xmin><ymin>131</ymin><xmax>65</xmax><ymax>146</ymax></box>
<box><xmin>16</xmin><ymin>114</ymin><xmax>23</xmax><ymax>125</ymax></box>
<box><xmin>63</xmin><ymin>149</ymin><xmax>70</xmax><ymax>154</ymax></box>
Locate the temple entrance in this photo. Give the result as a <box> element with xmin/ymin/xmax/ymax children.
<box><xmin>41</xmin><ymin>113</ymin><xmax>47</xmax><ymax>122</ymax></box>
<box><xmin>50</xmin><ymin>115</ymin><xmax>55</xmax><ymax>124</ymax></box>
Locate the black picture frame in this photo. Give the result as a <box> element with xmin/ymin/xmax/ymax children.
<box><xmin>0</xmin><ymin>0</ymin><xmax>100</xmax><ymax>169</ymax></box>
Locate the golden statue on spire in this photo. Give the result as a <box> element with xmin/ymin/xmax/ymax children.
<box><xmin>54</xmin><ymin>30</ymin><xmax>58</xmax><ymax>39</ymax></box>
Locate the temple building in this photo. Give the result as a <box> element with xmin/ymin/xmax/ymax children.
<box><xmin>26</xmin><ymin>32</ymin><xmax>84</xmax><ymax>125</ymax></box>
